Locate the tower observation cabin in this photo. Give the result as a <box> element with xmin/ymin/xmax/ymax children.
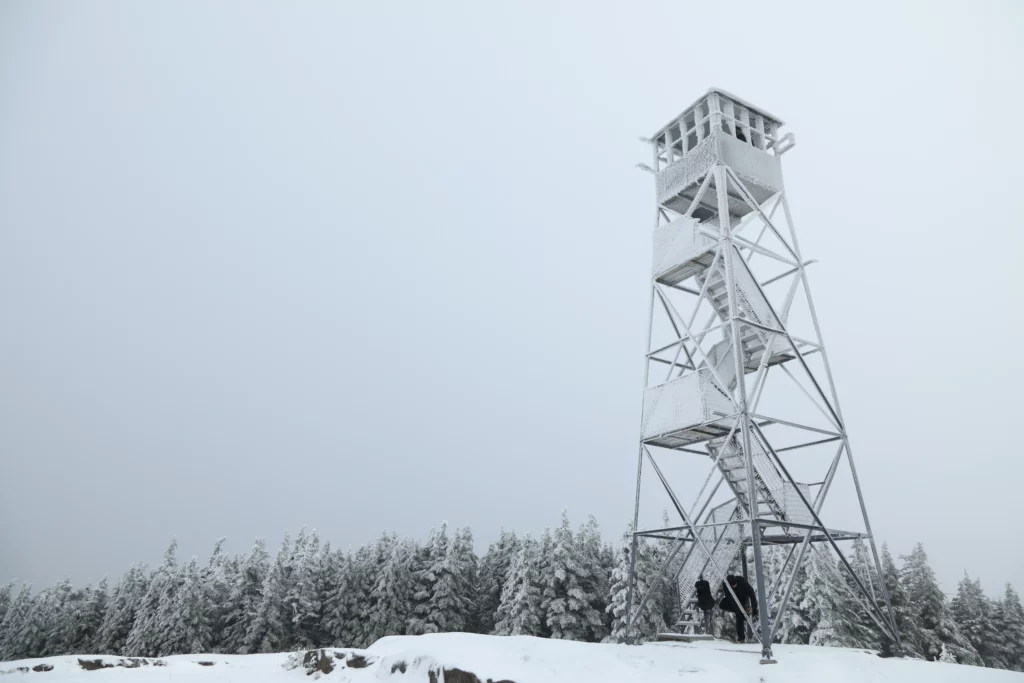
<box><xmin>651</xmin><ymin>88</ymin><xmax>790</xmax><ymax>222</ymax></box>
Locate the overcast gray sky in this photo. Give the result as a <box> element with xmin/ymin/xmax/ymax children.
<box><xmin>2</xmin><ymin>1</ymin><xmax>1022</xmax><ymax>598</ymax></box>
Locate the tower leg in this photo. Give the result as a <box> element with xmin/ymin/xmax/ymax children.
<box><xmin>779</xmin><ymin>193</ymin><xmax>902</xmax><ymax>653</ymax></box>
<box><xmin>623</xmin><ymin>274</ymin><xmax>656</xmax><ymax>645</ymax></box>
<box><xmin>750</xmin><ymin>518</ymin><xmax>776</xmax><ymax>663</ymax></box>
<box><xmin>623</xmin><ymin>442</ymin><xmax>645</xmax><ymax>644</ymax></box>
<box><xmin>715</xmin><ymin>163</ymin><xmax>774</xmax><ymax>663</ymax></box>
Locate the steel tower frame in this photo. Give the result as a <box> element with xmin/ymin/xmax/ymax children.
<box><xmin>622</xmin><ymin>89</ymin><xmax>900</xmax><ymax>663</ymax></box>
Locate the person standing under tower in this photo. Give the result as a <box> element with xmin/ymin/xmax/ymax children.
<box><xmin>694</xmin><ymin>576</ymin><xmax>715</xmax><ymax>634</ymax></box>
<box><xmin>719</xmin><ymin>574</ymin><xmax>758</xmax><ymax>643</ymax></box>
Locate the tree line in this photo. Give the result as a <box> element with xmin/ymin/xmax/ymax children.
<box><xmin>0</xmin><ymin>511</ymin><xmax>1021</xmax><ymax>672</ymax></box>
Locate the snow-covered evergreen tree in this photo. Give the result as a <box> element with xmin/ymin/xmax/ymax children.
<box><xmin>451</xmin><ymin>527</ymin><xmax>478</xmax><ymax>625</ymax></box>
<box><xmin>364</xmin><ymin>535</ymin><xmax>415</xmax><ymax>644</ymax></box>
<box><xmin>407</xmin><ymin>524</ymin><xmax>447</xmax><ymax>635</ymax></box>
<box><xmin>154</xmin><ymin>552</ymin><xmax>187</xmax><ymax>655</ymax></box>
<box><xmin>494</xmin><ymin>534</ymin><xmax>545</xmax><ymax>637</ymax></box>
<box><xmin>43</xmin><ymin>578</ymin><xmax>75</xmax><ymax>656</ymax></box>
<box><xmin>985</xmin><ymin>594</ymin><xmax>1012</xmax><ymax>670</ymax></box>
<box><xmin>0</xmin><ymin>584</ymin><xmax>10</xmax><ymax>617</ymax></box>
<box><xmin>951</xmin><ymin>573</ymin><xmax>1001</xmax><ymax>667</ymax></box>
<box><xmin>74</xmin><ymin>578</ymin><xmax>108</xmax><ymax>653</ymax></box>
<box><xmin>14</xmin><ymin>587</ymin><xmax>51</xmax><ymax>659</ymax></box>
<box><xmin>201</xmin><ymin>538</ymin><xmax>235</xmax><ymax>653</ymax></box>
<box><xmin>0</xmin><ymin>584</ymin><xmax>33</xmax><ymax>660</ymax></box>
<box><xmin>343</xmin><ymin>543</ymin><xmax>377</xmax><ymax>647</ymax></box>
<box><xmin>172</xmin><ymin>557</ymin><xmax>212</xmax><ymax>654</ymax></box>
<box><xmin>777</xmin><ymin>544</ymin><xmax>869</xmax><ymax>648</ymax></box>
<box><xmin>246</xmin><ymin>533</ymin><xmax>294</xmax><ymax>653</ymax></box>
<box><xmin>878</xmin><ymin>544</ymin><xmax>918</xmax><ymax>657</ymax></box>
<box><xmin>541</xmin><ymin>511</ymin><xmax>603</xmax><ymax>641</ymax></box>
<box><xmin>606</xmin><ymin>528</ymin><xmax>666</xmax><ymax>642</ymax></box>
<box><xmin>777</xmin><ymin>550</ymin><xmax>811</xmax><ymax>644</ymax></box>
<box><xmin>649</xmin><ymin>510</ymin><xmax>682</xmax><ymax>630</ymax></box>
<box><xmin>576</xmin><ymin>516</ymin><xmax>611</xmax><ymax>642</ymax></box>
<box><xmin>801</xmin><ymin>546</ymin><xmax>843</xmax><ymax>647</ymax></box>
<box><xmin>95</xmin><ymin>563</ymin><xmax>149</xmax><ymax>655</ymax></box>
<box><xmin>220</xmin><ymin>538</ymin><xmax>268</xmax><ymax>654</ymax></box>
<box><xmin>13</xmin><ymin>519</ymin><xmax>1024</xmax><ymax>669</ymax></box>
<box><xmin>320</xmin><ymin>547</ymin><xmax>353</xmax><ymax>647</ymax></box>
<box><xmin>423</xmin><ymin>526</ymin><xmax>475</xmax><ymax>633</ymax></box>
<box><xmin>999</xmin><ymin>584</ymin><xmax>1024</xmax><ymax>672</ymax></box>
<box><xmin>125</xmin><ymin>538</ymin><xmax>180</xmax><ymax>656</ymax></box>
<box><xmin>0</xmin><ymin>582</ymin><xmax>14</xmax><ymax>641</ymax></box>
<box><xmin>843</xmin><ymin>538</ymin><xmax>882</xmax><ymax>650</ymax></box>
<box><xmin>287</xmin><ymin>529</ymin><xmax>324</xmax><ymax>649</ymax></box>
<box><xmin>901</xmin><ymin>543</ymin><xmax>979</xmax><ymax>664</ymax></box>
<box><xmin>475</xmin><ymin>529</ymin><xmax>520</xmax><ymax>634</ymax></box>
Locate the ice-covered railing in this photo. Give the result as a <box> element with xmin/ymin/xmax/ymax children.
<box><xmin>675</xmin><ymin>502</ymin><xmax>744</xmax><ymax>616</ymax></box>
<box><xmin>651</xmin><ymin>89</ymin><xmax>785</xmax><ymax>172</ymax></box>
<box><xmin>708</xmin><ymin>431</ymin><xmax>786</xmax><ymax>518</ymax></box>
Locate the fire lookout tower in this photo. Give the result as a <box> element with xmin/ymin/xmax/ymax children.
<box><xmin>623</xmin><ymin>89</ymin><xmax>900</xmax><ymax>663</ymax></box>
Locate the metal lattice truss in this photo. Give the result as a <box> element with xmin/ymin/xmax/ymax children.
<box><xmin>622</xmin><ymin>90</ymin><xmax>900</xmax><ymax>662</ymax></box>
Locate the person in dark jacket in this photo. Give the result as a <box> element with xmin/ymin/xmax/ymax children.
<box><xmin>694</xmin><ymin>576</ymin><xmax>715</xmax><ymax>634</ymax></box>
<box><xmin>719</xmin><ymin>574</ymin><xmax>758</xmax><ymax>643</ymax></box>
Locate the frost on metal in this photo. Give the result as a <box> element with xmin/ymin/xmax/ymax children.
<box><xmin>625</xmin><ymin>89</ymin><xmax>898</xmax><ymax>663</ymax></box>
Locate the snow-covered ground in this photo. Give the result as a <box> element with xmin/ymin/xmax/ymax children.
<box><xmin>1</xmin><ymin>633</ymin><xmax>1020</xmax><ymax>682</ymax></box>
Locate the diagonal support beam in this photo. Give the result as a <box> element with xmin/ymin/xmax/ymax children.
<box><xmin>645</xmin><ymin>447</ymin><xmax>761</xmax><ymax>638</ymax></box>
<box><xmin>751</xmin><ymin>422</ymin><xmax>898</xmax><ymax>642</ymax></box>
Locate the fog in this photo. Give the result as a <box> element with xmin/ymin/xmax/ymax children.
<box><xmin>1</xmin><ymin>1</ymin><xmax>1022</xmax><ymax>597</ymax></box>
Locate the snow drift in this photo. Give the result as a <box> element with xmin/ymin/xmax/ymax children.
<box><xmin>1</xmin><ymin>633</ymin><xmax>1020</xmax><ymax>682</ymax></box>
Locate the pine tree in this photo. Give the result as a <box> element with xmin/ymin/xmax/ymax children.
<box><xmin>606</xmin><ymin>529</ymin><xmax>666</xmax><ymax>642</ymax></box>
<box><xmin>126</xmin><ymin>538</ymin><xmax>180</xmax><ymax>656</ymax></box>
<box><xmin>493</xmin><ymin>535</ymin><xmax>544</xmax><ymax>637</ymax></box>
<box><xmin>0</xmin><ymin>584</ymin><xmax>33</xmax><ymax>660</ymax></box>
<box><xmin>541</xmin><ymin>511</ymin><xmax>602</xmax><ymax>641</ymax></box>
<box><xmin>985</xmin><ymin>594</ymin><xmax>1012</xmax><ymax>670</ymax></box>
<box><xmin>999</xmin><ymin>584</ymin><xmax>1024</xmax><ymax>672</ymax></box>
<box><xmin>843</xmin><ymin>538</ymin><xmax>882</xmax><ymax>650</ymax></box>
<box><xmin>364</xmin><ymin>536</ymin><xmax>415</xmax><ymax>644</ymax></box>
<box><xmin>951</xmin><ymin>574</ymin><xmax>995</xmax><ymax>665</ymax></box>
<box><xmin>96</xmin><ymin>564</ymin><xmax>149</xmax><ymax>655</ymax></box>
<box><xmin>172</xmin><ymin>557</ymin><xmax>212</xmax><ymax>654</ymax></box>
<box><xmin>75</xmin><ymin>578</ymin><xmax>108</xmax><ymax>653</ymax></box>
<box><xmin>246</xmin><ymin>532</ymin><xmax>294</xmax><ymax>653</ymax></box>
<box><xmin>778</xmin><ymin>551</ymin><xmax>811</xmax><ymax>644</ymax></box>
<box><xmin>801</xmin><ymin>546</ymin><xmax>843</xmax><ymax>647</ymax></box>
<box><xmin>878</xmin><ymin>544</ymin><xmax>918</xmax><ymax>657</ymax></box>
<box><xmin>576</xmin><ymin>516</ymin><xmax>611</xmax><ymax>642</ymax></box>
<box><xmin>43</xmin><ymin>578</ymin><xmax>75</xmax><ymax>655</ymax></box>
<box><xmin>475</xmin><ymin>530</ymin><xmax>520</xmax><ymax>635</ymax></box>
<box><xmin>287</xmin><ymin>529</ymin><xmax>325</xmax><ymax>649</ymax></box>
<box><xmin>901</xmin><ymin>543</ymin><xmax>979</xmax><ymax>664</ymax></box>
<box><xmin>202</xmin><ymin>538</ymin><xmax>235</xmax><ymax>653</ymax></box>
<box><xmin>14</xmin><ymin>588</ymin><xmax>51</xmax><ymax>659</ymax></box>
<box><xmin>407</xmin><ymin>525</ymin><xmax>448</xmax><ymax>635</ymax></box>
<box><xmin>343</xmin><ymin>544</ymin><xmax>377</xmax><ymax>647</ymax></box>
<box><xmin>423</xmin><ymin>526</ymin><xmax>475</xmax><ymax>633</ymax></box>
<box><xmin>321</xmin><ymin>548</ymin><xmax>352</xmax><ymax>647</ymax></box>
<box><xmin>0</xmin><ymin>582</ymin><xmax>13</xmax><ymax>636</ymax></box>
<box><xmin>154</xmin><ymin>552</ymin><xmax>187</xmax><ymax>655</ymax></box>
<box><xmin>221</xmin><ymin>538</ymin><xmax>268</xmax><ymax>654</ymax></box>
<box><xmin>451</xmin><ymin>527</ymin><xmax>479</xmax><ymax>626</ymax></box>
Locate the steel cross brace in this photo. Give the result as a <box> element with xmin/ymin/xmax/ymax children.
<box><xmin>643</xmin><ymin>447</ymin><xmax>762</xmax><ymax>642</ymax></box>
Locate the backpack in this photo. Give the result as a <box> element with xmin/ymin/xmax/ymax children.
<box><xmin>695</xmin><ymin>579</ymin><xmax>715</xmax><ymax>611</ymax></box>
